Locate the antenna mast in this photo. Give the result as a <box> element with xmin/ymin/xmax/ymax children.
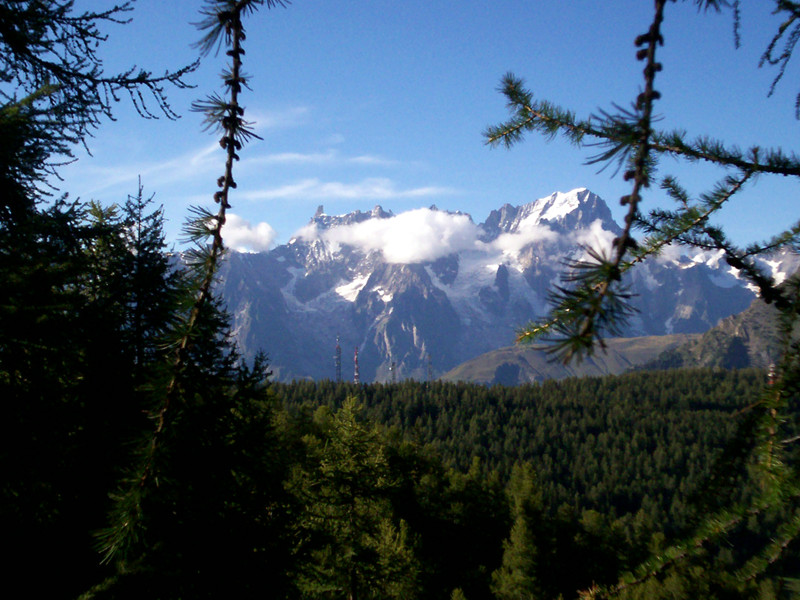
<box><xmin>334</xmin><ymin>335</ymin><xmax>342</xmax><ymax>382</ymax></box>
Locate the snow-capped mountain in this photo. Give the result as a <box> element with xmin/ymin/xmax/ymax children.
<box><xmin>216</xmin><ymin>188</ymin><xmax>795</xmax><ymax>382</ymax></box>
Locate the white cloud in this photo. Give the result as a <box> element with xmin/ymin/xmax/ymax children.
<box><xmin>653</xmin><ymin>242</ymin><xmax>685</xmax><ymax>265</ymax></box>
<box><xmin>349</xmin><ymin>154</ymin><xmax>400</xmax><ymax>167</ymax></box>
<box><xmin>246</xmin><ymin>150</ymin><xmax>338</xmax><ymax>165</ymax></box>
<box><xmin>224</xmin><ymin>213</ymin><xmax>277</xmax><ymax>252</ymax></box>
<box><xmin>292</xmin><ymin>222</ymin><xmax>320</xmax><ymax>242</ymax></box>
<box><xmin>62</xmin><ymin>141</ymin><xmax>221</xmax><ymax>198</ymax></box>
<box><xmin>573</xmin><ymin>218</ymin><xmax>616</xmax><ymax>256</ymax></box>
<box><xmin>243</xmin><ymin>179</ymin><xmax>323</xmax><ymax>200</ymax></box>
<box><xmin>299</xmin><ymin>208</ymin><xmax>480</xmax><ymax>263</ymax></box>
<box><xmin>490</xmin><ymin>220</ymin><xmax>558</xmax><ymax>255</ymax></box>
<box><xmin>242</xmin><ymin>177</ymin><xmax>456</xmax><ymax>201</ymax></box>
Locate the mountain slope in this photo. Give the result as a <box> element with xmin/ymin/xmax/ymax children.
<box><xmin>216</xmin><ymin>188</ymin><xmax>795</xmax><ymax>382</ymax></box>
<box><xmin>643</xmin><ymin>297</ymin><xmax>783</xmax><ymax>370</ymax></box>
<box><xmin>440</xmin><ymin>334</ymin><xmax>697</xmax><ymax>385</ymax></box>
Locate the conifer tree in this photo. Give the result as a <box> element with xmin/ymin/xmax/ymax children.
<box><xmin>0</xmin><ymin>0</ymin><xmax>195</xmax><ymax>207</ymax></box>
<box><xmin>491</xmin><ymin>463</ymin><xmax>544</xmax><ymax>600</ymax></box>
<box><xmin>118</xmin><ymin>181</ymin><xmax>182</xmax><ymax>374</ymax></box>
<box><xmin>87</xmin><ymin>2</ymin><xmax>295</xmax><ymax>597</ymax></box>
<box><xmin>0</xmin><ymin>3</ymin><xmax>196</xmax><ymax>594</ymax></box>
<box><xmin>289</xmin><ymin>398</ymin><xmax>421</xmax><ymax>600</ymax></box>
<box><xmin>486</xmin><ymin>0</ymin><xmax>800</xmax><ymax>595</ymax></box>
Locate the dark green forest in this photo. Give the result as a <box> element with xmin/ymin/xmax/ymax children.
<box><xmin>3</xmin><ymin>1</ymin><xmax>800</xmax><ymax>598</ymax></box>
<box><xmin>273</xmin><ymin>372</ymin><xmax>800</xmax><ymax>599</ymax></box>
<box><xmin>276</xmin><ymin>371</ymin><xmax>770</xmax><ymax>531</ymax></box>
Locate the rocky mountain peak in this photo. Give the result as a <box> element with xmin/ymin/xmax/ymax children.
<box><xmin>218</xmin><ymin>188</ymin><xmax>796</xmax><ymax>383</ymax></box>
<box><xmin>309</xmin><ymin>205</ymin><xmax>394</xmax><ymax>231</ymax></box>
<box><xmin>480</xmin><ymin>188</ymin><xmax>619</xmax><ymax>241</ymax></box>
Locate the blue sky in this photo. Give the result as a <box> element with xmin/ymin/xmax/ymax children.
<box><xmin>59</xmin><ymin>1</ymin><xmax>798</xmax><ymax>252</ymax></box>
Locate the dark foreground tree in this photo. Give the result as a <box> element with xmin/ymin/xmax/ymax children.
<box><xmin>0</xmin><ymin>0</ymin><xmax>195</xmax><ymax>201</ymax></box>
<box><xmin>486</xmin><ymin>0</ymin><xmax>800</xmax><ymax>596</ymax></box>
<box><xmin>0</xmin><ymin>2</ymin><xmax>196</xmax><ymax>596</ymax></box>
<box><xmin>88</xmin><ymin>2</ymin><xmax>296</xmax><ymax>598</ymax></box>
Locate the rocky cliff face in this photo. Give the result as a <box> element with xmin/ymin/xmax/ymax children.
<box><xmin>215</xmin><ymin>188</ymin><xmax>793</xmax><ymax>382</ymax></box>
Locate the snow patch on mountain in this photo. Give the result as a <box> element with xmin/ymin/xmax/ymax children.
<box><xmin>372</xmin><ymin>286</ymin><xmax>394</xmax><ymax>303</ymax></box>
<box><xmin>427</xmin><ymin>252</ymin><xmax>493</xmax><ymax>298</ymax></box>
<box><xmin>530</xmin><ymin>189</ymin><xmax>584</xmax><ymax>222</ymax></box>
<box><xmin>765</xmin><ymin>260</ymin><xmax>786</xmax><ymax>285</ymax></box>
<box><xmin>709</xmin><ymin>271</ymin><xmax>741</xmax><ymax>289</ymax></box>
<box><xmin>336</xmin><ymin>276</ymin><xmax>368</xmax><ymax>302</ymax></box>
<box><xmin>217</xmin><ymin>187</ymin><xmax>796</xmax><ymax>382</ymax></box>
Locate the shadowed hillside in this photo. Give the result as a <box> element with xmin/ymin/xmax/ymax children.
<box><xmin>440</xmin><ymin>334</ymin><xmax>697</xmax><ymax>384</ymax></box>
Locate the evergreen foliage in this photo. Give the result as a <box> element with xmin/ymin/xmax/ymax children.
<box><xmin>0</xmin><ymin>0</ymin><xmax>195</xmax><ymax>199</ymax></box>
<box><xmin>490</xmin><ymin>463</ymin><xmax>544</xmax><ymax>600</ymax></box>
<box><xmin>5</xmin><ymin>1</ymin><xmax>800</xmax><ymax>598</ymax></box>
<box><xmin>485</xmin><ymin>0</ymin><xmax>800</xmax><ymax>595</ymax></box>
<box><xmin>276</xmin><ymin>371</ymin><xmax>769</xmax><ymax>529</ymax></box>
<box><xmin>89</xmin><ymin>2</ymin><xmax>296</xmax><ymax>597</ymax></box>
<box><xmin>288</xmin><ymin>398</ymin><xmax>421</xmax><ymax>599</ymax></box>
<box><xmin>274</xmin><ymin>371</ymin><xmax>799</xmax><ymax>598</ymax></box>
<box><xmin>0</xmin><ymin>187</ymin><xmax>185</xmax><ymax>595</ymax></box>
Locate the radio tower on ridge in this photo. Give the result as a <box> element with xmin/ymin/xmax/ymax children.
<box><xmin>353</xmin><ymin>347</ymin><xmax>360</xmax><ymax>385</ymax></box>
<box><xmin>334</xmin><ymin>335</ymin><xmax>342</xmax><ymax>382</ymax></box>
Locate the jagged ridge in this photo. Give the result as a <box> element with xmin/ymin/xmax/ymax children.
<box><xmin>217</xmin><ymin>188</ymin><xmax>793</xmax><ymax>382</ymax></box>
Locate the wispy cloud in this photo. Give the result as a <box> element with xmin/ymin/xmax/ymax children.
<box><xmin>62</xmin><ymin>141</ymin><xmax>220</xmax><ymax>198</ymax></box>
<box><xmin>241</xmin><ymin>177</ymin><xmax>456</xmax><ymax>201</ymax></box>
<box><xmin>349</xmin><ymin>154</ymin><xmax>400</xmax><ymax>166</ymax></box>
<box><xmin>240</xmin><ymin>149</ymin><xmax>399</xmax><ymax>167</ymax></box>
<box><xmin>248</xmin><ymin>106</ymin><xmax>310</xmax><ymax>131</ymax></box>
<box><xmin>73</xmin><ymin>145</ymin><xmax>409</xmax><ymax>199</ymax></box>
<box><xmin>248</xmin><ymin>150</ymin><xmax>339</xmax><ymax>165</ymax></box>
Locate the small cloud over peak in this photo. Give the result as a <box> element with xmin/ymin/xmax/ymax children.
<box><xmin>224</xmin><ymin>213</ymin><xmax>277</xmax><ymax>252</ymax></box>
<box><xmin>490</xmin><ymin>222</ymin><xmax>558</xmax><ymax>255</ymax></box>
<box><xmin>573</xmin><ymin>218</ymin><xmax>616</xmax><ymax>256</ymax></box>
<box><xmin>295</xmin><ymin>207</ymin><xmax>480</xmax><ymax>263</ymax></box>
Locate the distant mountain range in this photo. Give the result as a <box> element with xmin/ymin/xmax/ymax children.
<box><xmin>215</xmin><ymin>188</ymin><xmax>799</xmax><ymax>382</ymax></box>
